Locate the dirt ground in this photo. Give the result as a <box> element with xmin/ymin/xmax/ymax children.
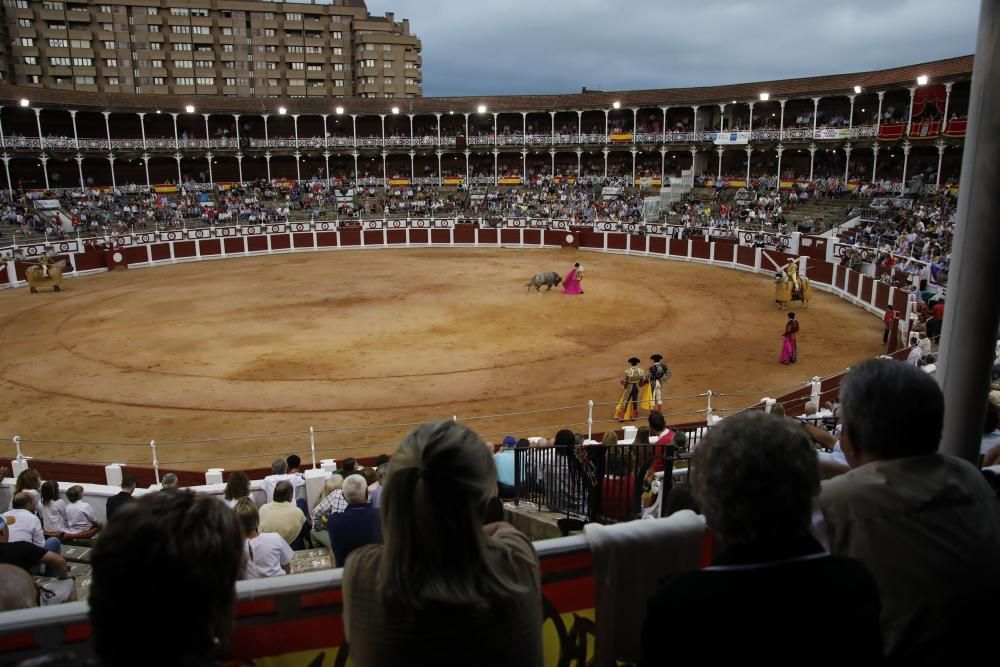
<box><xmin>0</xmin><ymin>248</ymin><xmax>883</xmax><ymax>471</ymax></box>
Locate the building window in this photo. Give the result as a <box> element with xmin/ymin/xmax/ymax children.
<box><xmin>263</xmin><ymin>28</ymin><xmax>275</xmax><ymax>36</ymax></box>
<box><xmin>193</xmin><ymin>26</ymin><xmax>209</xmax><ymax>35</ymax></box>
<box><xmin>332</xmin><ymin>31</ymin><xmax>343</xmax><ymax>39</ymax></box>
<box><xmin>105</xmin><ymin>58</ymin><xmax>118</xmax><ymax>67</ymax></box>
<box><xmin>174</xmin><ymin>60</ymin><xmax>193</xmax><ymax>68</ymax></box>
<box><xmin>150</xmin><ymin>43</ymin><xmax>162</xmax><ymax>51</ymax></box>
<box><xmin>70</xmin><ymin>39</ymin><xmax>91</xmax><ymax>48</ymax></box>
<box><xmin>307</xmin><ymin>64</ymin><xmax>322</xmax><ymax>72</ymax></box>
<box><xmin>98</xmin><ymin>4</ymin><xmax>111</xmax><ymax>13</ymax></box>
<box><xmin>172</xmin><ymin>26</ymin><xmax>190</xmax><ymax>34</ymax></box>
<box><xmin>104</xmin><ymin>40</ymin><xmax>116</xmax><ymax>49</ymax></box>
<box><xmin>289</xmin><ymin>79</ymin><xmax>305</xmax><ymax>86</ymax></box>
<box><xmin>20</xmin><ymin>37</ymin><xmax>35</xmax><ymax>47</ymax></box>
<box><xmin>286</xmin><ymin>13</ymin><xmax>302</xmax><ymax>21</ymax></box>
<box><xmin>42</xmin><ymin>1</ymin><xmax>64</xmax><ymax>8</ymax></box>
<box><xmin>365</xmin><ymin>44</ymin><xmax>375</xmax><ymax>51</ymax></box>
<box><xmin>362</xmin><ymin>59</ymin><xmax>375</xmax><ymax>68</ymax></box>
<box><xmin>107</xmin><ymin>76</ymin><xmax>119</xmax><ymax>85</ymax></box>
<box><xmin>334</xmin><ymin>79</ymin><xmax>344</xmax><ymax>87</ymax></box>
<box><xmin>72</xmin><ymin>57</ymin><xmax>93</xmax><ymax>66</ymax></box>
<box><xmin>363</xmin><ymin>76</ymin><xmax>376</xmax><ymax>84</ymax></box>
<box><xmin>152</xmin><ymin>76</ymin><xmax>165</xmax><ymax>85</ymax></box>
<box><xmin>223</xmin><ymin>44</ymin><xmax>234</xmax><ymax>52</ymax></box>
<box><xmin>151</xmin><ymin>59</ymin><xmax>164</xmax><ymax>67</ymax></box>
<box><xmin>290</xmin><ymin>62</ymin><xmax>304</xmax><ymax>70</ymax></box>
<box><xmin>100</xmin><ymin>23</ymin><xmax>112</xmax><ymax>32</ymax></box>
<box><xmin>191</xmin><ymin>8</ymin><xmax>208</xmax><ymax>17</ymax></box>
<box><xmin>333</xmin><ymin>63</ymin><xmax>344</xmax><ymax>71</ymax></box>
<box><xmin>174</xmin><ymin>43</ymin><xmax>192</xmax><ymax>51</ymax></box>
<box><xmin>287</xmin><ymin>46</ymin><xmax>303</xmax><ymax>53</ymax></box>
<box><xmin>170</xmin><ymin>8</ymin><xmax>189</xmax><ymax>16</ymax></box>
<box><xmin>383</xmin><ymin>45</ymin><xmax>392</xmax><ymax>52</ymax></box>
<box><xmin>50</xmin><ymin>57</ymin><xmax>72</xmax><ymax>66</ymax></box>
<box><xmin>147</xmin><ymin>7</ymin><xmax>158</xmax><ymax>15</ymax></box>
<box><xmin>195</xmin><ymin>60</ymin><xmax>213</xmax><ymax>68</ymax></box>
<box><xmin>18</xmin><ymin>18</ymin><xmax>31</xmax><ymax>28</ymax></box>
<box><xmin>75</xmin><ymin>75</ymin><xmax>95</xmax><ymax>84</ymax></box>
<box><xmin>267</xmin><ymin>78</ymin><xmax>279</xmax><ymax>86</ymax></box>
<box><xmin>384</xmin><ymin>60</ymin><xmax>393</xmax><ymax>69</ymax></box>
<box><xmin>23</xmin><ymin>56</ymin><xmax>37</xmax><ymax>65</ymax></box>
<box><xmin>333</xmin><ymin>47</ymin><xmax>343</xmax><ymax>56</ymax></box>
<box><xmin>305</xmin><ymin>46</ymin><xmax>322</xmax><ymax>54</ymax></box>
<box><xmin>196</xmin><ymin>77</ymin><xmax>214</xmax><ymax>85</ymax></box>
<box><xmin>222</xmin><ymin>60</ymin><xmax>235</xmax><ymax>69</ymax></box>
<box><xmin>28</xmin><ymin>75</ymin><xmax>41</xmax><ymax>84</ymax></box>
<box><xmin>221</xmin><ymin>27</ymin><xmax>233</xmax><ymax>36</ymax></box>
<box><xmin>383</xmin><ymin>77</ymin><xmax>393</xmax><ymax>85</ymax></box>
<box><xmin>405</xmin><ymin>61</ymin><xmax>417</xmax><ymax>69</ymax></box>
<box><xmin>176</xmin><ymin>77</ymin><xmax>194</xmax><ymax>85</ymax></box>
<box><xmin>148</xmin><ymin>25</ymin><xmax>160</xmax><ymax>33</ymax></box>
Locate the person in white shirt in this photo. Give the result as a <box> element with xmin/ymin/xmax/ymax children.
<box><xmin>2</xmin><ymin>492</ymin><xmax>60</xmax><ymax>553</ymax></box>
<box><xmin>906</xmin><ymin>345</ymin><xmax>923</xmax><ymax>366</ymax></box>
<box><xmin>262</xmin><ymin>459</ymin><xmax>306</xmax><ymax>503</ymax></box>
<box><xmin>64</xmin><ymin>485</ymin><xmax>102</xmax><ymax>538</ymax></box>
<box><xmin>38</xmin><ymin>481</ymin><xmax>68</xmax><ymax>538</ymax></box>
<box><xmin>234</xmin><ymin>498</ymin><xmax>291</xmax><ymax>578</ymax></box>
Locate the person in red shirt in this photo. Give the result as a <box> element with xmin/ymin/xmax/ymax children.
<box><xmin>928</xmin><ymin>298</ymin><xmax>945</xmax><ymax>342</ymax></box>
<box><xmin>883</xmin><ymin>305</ymin><xmax>898</xmax><ymax>345</ymax></box>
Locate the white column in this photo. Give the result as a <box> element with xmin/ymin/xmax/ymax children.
<box><xmin>464</xmin><ymin>112</ymin><xmax>469</xmax><ymax>140</ymax></box>
<box><xmin>576</xmin><ymin>148</ymin><xmax>582</xmax><ymax>176</ymax></box>
<box><xmin>0</xmin><ymin>107</ymin><xmax>6</xmax><ymax>150</ymax></box>
<box><xmin>234</xmin><ymin>114</ymin><xmax>241</xmax><ymax>148</ymax></box>
<box><xmin>747</xmin><ymin>101</ymin><xmax>755</xmax><ymax>134</ymax></box>
<box><xmin>381</xmin><ymin>150</ymin><xmax>388</xmax><ymax>187</ymax></box>
<box><xmin>263</xmin><ymin>113</ymin><xmax>270</xmax><ymax>148</ymax></box>
<box><xmin>138</xmin><ymin>112</ymin><xmax>147</xmax><ymax>152</ymax></box>
<box><xmin>236</xmin><ymin>153</ymin><xmax>244</xmax><ymax>185</ymax></box>
<box><xmin>808</xmin><ymin>143</ymin><xmax>817</xmax><ymax>182</ymax></box>
<box><xmin>1</xmin><ymin>156</ymin><xmax>12</xmax><ymax>195</ymax></box>
<box><xmin>171</xmin><ymin>113</ymin><xmax>180</xmax><ymax>151</ymax></box>
<box><xmin>380</xmin><ymin>114</ymin><xmax>386</xmax><ymax>147</ymax></box>
<box><xmin>811</xmin><ymin>97</ymin><xmax>820</xmax><ymax>138</ymax></box>
<box><xmin>265</xmin><ymin>151</ymin><xmax>271</xmax><ymax>182</ymax></box>
<box><xmin>871</xmin><ymin>144</ymin><xmax>879</xmax><ymax>184</ymax></box>
<box><xmin>204</xmin><ymin>113</ymin><xmax>211</xmax><ymax>145</ymax></box>
<box><xmin>435</xmin><ymin>113</ymin><xmax>441</xmax><ymax>145</ymax></box>
<box><xmin>549</xmin><ymin>111</ymin><xmax>555</xmax><ymax>141</ymax></box>
<box><xmin>661</xmin><ymin>106</ymin><xmax>668</xmax><ymax>143</ymax></box>
<box><xmin>718</xmin><ymin>103</ymin><xmax>725</xmax><ymax>131</ymax></box>
<box><xmin>942</xmin><ymin>82</ymin><xmax>953</xmax><ymax>135</ymax></box>
<box><xmin>692</xmin><ymin>105</ymin><xmax>699</xmax><ymax>138</ymax></box>
<box><xmin>352</xmin><ymin>152</ymin><xmax>358</xmax><ymax>189</ymax></box>
<box><xmin>408</xmin><ymin>113</ymin><xmax>414</xmax><ymax>142</ymax></box>
<box><xmin>521</xmin><ymin>112</ymin><xmax>527</xmax><ymax>146</ymax></box>
<box><xmin>521</xmin><ymin>149</ymin><xmax>527</xmax><ymax>182</ymax></box>
<box><xmin>35</xmin><ymin>108</ymin><xmax>46</xmax><ymax>151</ymax></box>
<box><xmin>75</xmin><ymin>154</ymin><xmax>85</xmax><ymax>189</ymax></box>
<box><xmin>464</xmin><ymin>149</ymin><xmax>470</xmax><ymax>181</ymax></box>
<box><xmin>576</xmin><ymin>110</ymin><xmax>582</xmax><ymax>142</ymax></box>
<box><xmin>745</xmin><ymin>146</ymin><xmax>752</xmax><ymax>182</ymax></box>
<box><xmin>843</xmin><ymin>142</ymin><xmax>852</xmax><ymax>185</ymax></box>
<box><xmin>175</xmin><ymin>153</ymin><xmax>182</xmax><ymax>185</ymax></box>
<box><xmin>901</xmin><ymin>139</ymin><xmax>911</xmax><ymax>185</ymax></box>
<box><xmin>351</xmin><ymin>114</ymin><xmax>357</xmax><ymax>146</ymax></box>
<box><xmin>40</xmin><ymin>155</ymin><xmax>50</xmax><ymax>189</ymax></box>
<box><xmin>142</xmin><ymin>155</ymin><xmax>151</xmax><ymax>189</ymax></box>
<box><xmin>206</xmin><ymin>152</ymin><xmax>213</xmax><ymax>185</ymax></box>
<box><xmin>848</xmin><ymin>95</ymin><xmax>856</xmax><ymax>133</ymax></box>
<box><xmin>70</xmin><ymin>110</ymin><xmax>79</xmax><ymax>151</ymax></box>
<box><xmin>323</xmin><ymin>151</ymin><xmax>330</xmax><ymax>187</ymax></box>
<box><xmin>905</xmin><ymin>86</ymin><xmax>917</xmax><ymax>138</ymax></box>
<box><xmin>935</xmin><ymin>140</ymin><xmax>946</xmax><ymax>188</ymax></box>
<box><xmin>492</xmin><ymin>149</ymin><xmax>498</xmax><ymax>185</ymax></box>
<box><xmin>660</xmin><ymin>148</ymin><xmax>666</xmax><ymax>184</ymax></box>
<box><xmin>436</xmin><ymin>150</ymin><xmax>442</xmax><ymax>184</ymax></box>
<box><xmin>100</xmin><ymin>111</ymin><xmax>111</xmax><ymax>151</ymax></box>
<box><xmin>715</xmin><ymin>146</ymin><xmax>723</xmax><ymax>181</ymax></box>
<box><xmin>294</xmin><ymin>150</ymin><xmax>301</xmax><ymax>183</ymax></box>
<box><xmin>550</xmin><ymin>149</ymin><xmax>555</xmax><ymax>176</ymax></box>
<box><xmin>491</xmin><ymin>112</ymin><xmax>498</xmax><ymax>146</ymax></box>
<box><xmin>874</xmin><ymin>91</ymin><xmax>885</xmax><ymax>135</ymax></box>
<box><xmin>775</xmin><ymin>144</ymin><xmax>784</xmax><ymax>190</ymax></box>
<box><xmin>602</xmin><ymin>148</ymin><xmax>608</xmax><ymax>179</ymax></box>
<box><xmin>292</xmin><ymin>114</ymin><xmax>299</xmax><ymax>149</ymax></box>
<box><xmin>778</xmin><ymin>100</ymin><xmax>786</xmax><ymax>140</ymax></box>
<box><xmin>321</xmin><ymin>114</ymin><xmax>328</xmax><ymax>149</ymax></box>
<box><xmin>630</xmin><ymin>148</ymin><xmax>637</xmax><ymax>183</ymax></box>
<box><xmin>408</xmin><ymin>150</ymin><xmax>415</xmax><ymax>182</ymax></box>
<box><xmin>604</xmin><ymin>109</ymin><xmax>609</xmax><ymax>137</ymax></box>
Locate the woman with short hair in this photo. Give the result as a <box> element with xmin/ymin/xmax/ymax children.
<box><xmin>223</xmin><ymin>471</ymin><xmax>251</xmax><ymax>508</ymax></box>
<box><xmin>234</xmin><ymin>498</ymin><xmax>291</xmax><ymax>578</ymax></box>
<box><xmin>343</xmin><ymin>420</ymin><xmax>543</xmax><ymax>667</ymax></box>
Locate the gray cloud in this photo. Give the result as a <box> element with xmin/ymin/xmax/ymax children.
<box><xmin>367</xmin><ymin>0</ymin><xmax>979</xmax><ymax>96</ymax></box>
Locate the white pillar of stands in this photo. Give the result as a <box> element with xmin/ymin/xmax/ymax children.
<box><xmin>935</xmin><ymin>140</ymin><xmax>946</xmax><ymax>188</ymax></box>
<box><xmin>901</xmin><ymin>140</ymin><xmax>911</xmax><ymax>186</ymax></box>
<box><xmin>660</xmin><ymin>148</ymin><xmax>666</xmax><ymax>185</ymax></box>
<box><xmin>492</xmin><ymin>150</ymin><xmax>498</xmax><ymax>185</ymax></box>
<box><xmin>491</xmin><ymin>112</ymin><xmax>498</xmax><ymax>146</ymax></box>
<box><xmin>236</xmin><ymin>153</ymin><xmax>244</xmax><ymax>186</ymax></box>
<box><xmin>175</xmin><ymin>153</ymin><xmax>182</xmax><ymax>185</ymax></box>
<box><xmin>464</xmin><ymin>112</ymin><xmax>469</xmax><ymax>141</ymax></box>
<box><xmin>811</xmin><ymin>97</ymin><xmax>820</xmax><ymax>138</ymax></box>
<box><xmin>206</xmin><ymin>152</ymin><xmax>213</xmax><ymax>186</ymax></box>
<box><xmin>35</xmin><ymin>108</ymin><xmax>46</xmax><ymax>152</ymax></box>
<box><xmin>138</xmin><ymin>112</ymin><xmax>147</xmax><ymax>152</ymax></box>
<box><xmin>264</xmin><ymin>151</ymin><xmax>271</xmax><ymax>182</ymax></box>
<box><xmin>775</xmin><ymin>144</ymin><xmax>784</xmax><ymax>190</ymax></box>
<box><xmin>549</xmin><ymin>111</ymin><xmax>556</xmax><ymax>141</ymax></box>
<box><xmin>321</xmin><ymin>114</ymin><xmax>328</xmax><ymax>149</ymax></box>
<box><xmin>871</xmin><ymin>144</ymin><xmax>879</xmax><ymax>184</ymax></box>
<box><xmin>808</xmin><ymin>143</ymin><xmax>817</xmax><ymax>182</ymax></box>
<box><xmin>436</xmin><ymin>150</ymin><xmax>442</xmax><ymax>184</ymax></box>
<box><xmin>630</xmin><ymin>148</ymin><xmax>637</xmax><ymax>184</ymax></box>
<box><xmin>464</xmin><ymin>149</ymin><xmax>470</xmax><ymax>182</ymax></box>
<box><xmin>937</xmin><ymin>0</ymin><xmax>1000</xmax><ymax>463</ymax></box>
<box><xmin>942</xmin><ymin>82</ymin><xmax>953</xmax><ymax>132</ymax></box>
<box><xmin>604</xmin><ymin>109</ymin><xmax>609</xmax><ymax>137</ymax></box>
<box><xmin>848</xmin><ymin>95</ymin><xmax>855</xmax><ymax>134</ymax></box>
<box><xmin>292</xmin><ymin>114</ymin><xmax>300</xmax><ymax>150</ymax></box>
<box><xmin>576</xmin><ymin>148</ymin><xmax>582</xmax><ymax>176</ymax></box>
<box><xmin>745</xmin><ymin>146</ymin><xmax>753</xmax><ymax>182</ymax></box>
<box><xmin>905</xmin><ymin>86</ymin><xmax>917</xmax><ymax>138</ymax></box>
<box><xmin>381</xmin><ymin>151</ymin><xmax>388</xmax><ymax>187</ymax></box>
<box><xmin>576</xmin><ymin>110</ymin><xmax>582</xmax><ymax>143</ymax></box>
<box><xmin>661</xmin><ymin>106</ymin><xmax>668</xmax><ymax>143</ymax></box>
<box><xmin>602</xmin><ymin>148</ymin><xmax>608</xmax><ymax>179</ymax></box>
<box><xmin>692</xmin><ymin>105</ymin><xmax>699</xmax><ymax>139</ymax></box>
<box><xmin>874</xmin><ymin>91</ymin><xmax>885</xmax><ymax>136</ymax></box>
<box><xmin>380</xmin><ymin>114</ymin><xmax>386</xmax><ymax>148</ymax></box>
<box><xmin>76</xmin><ymin>154</ymin><xmax>85</xmax><ymax>190</ymax></box>
<box><xmin>323</xmin><ymin>151</ymin><xmax>330</xmax><ymax>187</ymax></box>
<box><xmin>435</xmin><ymin>113</ymin><xmax>441</xmax><ymax>145</ymax></box>
<box><xmin>408</xmin><ymin>113</ymin><xmax>414</xmax><ymax>142</ymax></box>
<box><xmin>262</xmin><ymin>114</ymin><xmax>270</xmax><ymax>154</ymax></box>
<box><xmin>409</xmin><ymin>150</ymin><xmax>415</xmax><ymax>183</ymax></box>
<box><xmin>294</xmin><ymin>151</ymin><xmax>301</xmax><ymax>183</ymax></box>
<box><xmin>70</xmin><ymin>110</ymin><xmax>79</xmax><ymax>151</ymax></box>
<box><xmin>521</xmin><ymin>112</ymin><xmax>527</xmax><ymax>145</ymax></box>
<box><xmin>1</xmin><ymin>155</ymin><xmax>11</xmax><ymax>195</ymax></box>
<box><xmin>550</xmin><ymin>149</ymin><xmax>555</xmax><ymax>177</ymax></box>
<box><xmin>351</xmin><ymin>114</ymin><xmax>357</xmax><ymax>146</ymax></box>
<box><xmin>718</xmin><ymin>103</ymin><xmax>725</xmax><ymax>131</ymax></box>
<box><xmin>747</xmin><ymin>101</ymin><xmax>754</xmax><ymax>135</ymax></box>
<box><xmin>521</xmin><ymin>149</ymin><xmax>527</xmax><ymax>183</ymax></box>
<box><xmin>843</xmin><ymin>142</ymin><xmax>852</xmax><ymax>184</ymax></box>
<box><xmin>171</xmin><ymin>112</ymin><xmax>180</xmax><ymax>151</ymax></box>
<box><xmin>40</xmin><ymin>155</ymin><xmax>50</xmax><ymax>190</ymax></box>
<box><xmin>204</xmin><ymin>113</ymin><xmax>211</xmax><ymax>146</ymax></box>
<box><xmin>778</xmin><ymin>100</ymin><xmax>785</xmax><ymax>140</ymax></box>
<box><xmin>716</xmin><ymin>146</ymin><xmax>723</xmax><ymax>181</ymax></box>
<box><xmin>233</xmin><ymin>113</ymin><xmax>240</xmax><ymax>151</ymax></box>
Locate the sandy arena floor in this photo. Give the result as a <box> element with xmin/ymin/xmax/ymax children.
<box><xmin>0</xmin><ymin>248</ymin><xmax>883</xmax><ymax>471</ymax></box>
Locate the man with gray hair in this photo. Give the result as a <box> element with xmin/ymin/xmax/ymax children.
<box><xmin>641</xmin><ymin>411</ymin><xmax>882</xmax><ymax>664</ymax></box>
<box><xmin>327</xmin><ymin>474</ymin><xmax>381</xmax><ymax>567</ymax></box>
<box><xmin>816</xmin><ymin>358</ymin><xmax>1000</xmax><ymax>665</ymax></box>
<box><xmin>160</xmin><ymin>473</ymin><xmax>178</xmax><ymax>490</ymax></box>
<box><xmin>262</xmin><ymin>458</ymin><xmax>306</xmax><ymax>504</ymax></box>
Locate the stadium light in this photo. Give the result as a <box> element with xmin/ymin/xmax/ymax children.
<box><xmin>335</xmin><ymin>106</ymin><xmax>344</xmax><ymax>115</ymax></box>
<box><xmin>916</xmin><ymin>75</ymin><xmax>928</xmax><ymax>85</ymax></box>
<box><xmin>477</xmin><ymin>104</ymin><xmax>487</xmax><ymax>113</ymax></box>
<box><xmin>185</xmin><ymin>105</ymin><xmax>195</xmax><ymax>113</ymax></box>
<box><xmin>156</xmin><ymin>109</ymin><xmax>161</xmax><ymax>114</ymax></box>
<box><xmin>391</xmin><ymin>106</ymin><xmax>399</xmax><ymax>114</ymax></box>
<box><xmin>612</xmin><ymin>101</ymin><xmax>621</xmax><ymax>109</ymax></box>
<box><xmin>853</xmin><ymin>85</ymin><xmax>862</xmax><ymax>94</ymax></box>
<box><xmin>759</xmin><ymin>93</ymin><xmax>770</xmax><ymax>101</ymax></box>
<box><xmin>19</xmin><ymin>98</ymin><xmax>29</xmax><ymax>108</ymax></box>
<box><xmin>278</xmin><ymin>106</ymin><xmax>287</xmax><ymax>115</ymax></box>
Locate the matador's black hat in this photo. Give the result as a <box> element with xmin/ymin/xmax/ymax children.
<box><xmin>650</xmin><ymin>354</ymin><xmax>663</xmax><ymax>362</ymax></box>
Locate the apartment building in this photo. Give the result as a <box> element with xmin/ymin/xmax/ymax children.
<box><xmin>0</xmin><ymin>0</ymin><xmax>422</xmax><ymax>99</ymax></box>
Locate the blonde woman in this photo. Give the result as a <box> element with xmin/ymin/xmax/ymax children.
<box><xmin>343</xmin><ymin>421</ymin><xmax>543</xmax><ymax>666</ymax></box>
<box><xmin>234</xmin><ymin>498</ymin><xmax>291</xmax><ymax>579</ymax></box>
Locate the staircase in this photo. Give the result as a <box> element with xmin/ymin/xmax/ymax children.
<box><xmin>782</xmin><ymin>198</ymin><xmax>857</xmax><ymax>233</ymax></box>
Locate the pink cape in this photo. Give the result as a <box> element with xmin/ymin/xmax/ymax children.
<box><xmin>562</xmin><ymin>268</ymin><xmax>583</xmax><ymax>294</ymax></box>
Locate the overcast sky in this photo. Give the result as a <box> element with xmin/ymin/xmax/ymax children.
<box><xmin>366</xmin><ymin>0</ymin><xmax>980</xmax><ymax>97</ymax></box>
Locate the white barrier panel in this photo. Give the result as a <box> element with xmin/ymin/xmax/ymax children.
<box><xmin>242</xmin><ymin>225</ymin><xmax>265</xmax><ymax>236</ymax></box>
<box><xmin>264</xmin><ymin>223</ymin><xmax>288</xmax><ymax>234</ymax></box>
<box><xmin>314</xmin><ymin>221</ymin><xmax>338</xmax><ymax>232</ymax></box>
<box><xmin>384</xmin><ymin>219</ymin><xmax>408</xmax><ymax>229</ymax></box>
<box><xmin>213</xmin><ymin>226</ymin><xmax>241</xmax><ymax>238</ymax></box>
<box><xmin>288</xmin><ymin>222</ymin><xmax>311</xmax><ymax>233</ymax></box>
<box><xmin>362</xmin><ymin>220</ymin><xmax>383</xmax><ymax>230</ymax></box>
<box><xmin>186</xmin><ymin>228</ymin><xmax>211</xmax><ymax>240</ymax></box>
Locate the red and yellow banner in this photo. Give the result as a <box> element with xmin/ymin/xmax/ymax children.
<box><xmin>442</xmin><ymin>176</ymin><xmax>464</xmax><ymax>186</ymax></box>
<box><xmin>498</xmin><ymin>177</ymin><xmax>522</xmax><ymax>186</ymax></box>
<box><xmin>609</xmin><ymin>133</ymin><xmax>633</xmax><ymax>143</ymax></box>
<box><xmin>388</xmin><ymin>178</ymin><xmax>410</xmax><ymax>187</ymax></box>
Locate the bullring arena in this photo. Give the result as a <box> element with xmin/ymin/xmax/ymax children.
<box><xmin>0</xmin><ymin>242</ymin><xmax>883</xmax><ymax>470</ymax></box>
